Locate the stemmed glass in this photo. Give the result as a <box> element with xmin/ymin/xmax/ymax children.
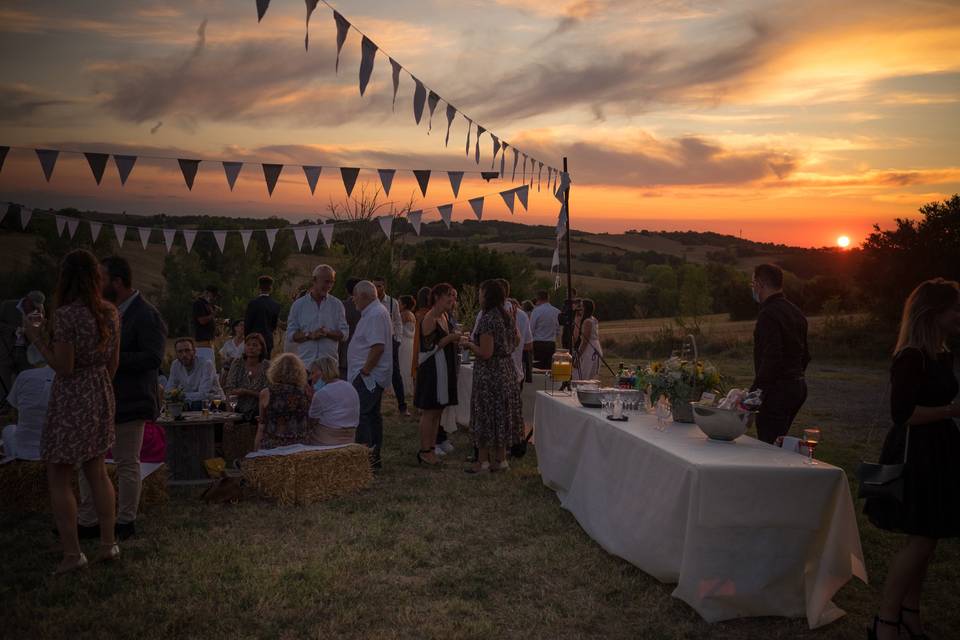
<box><xmin>212</xmin><ymin>398</ymin><xmax>222</xmax><ymax>412</ymax></box>
<box><xmin>802</xmin><ymin>428</ymin><xmax>821</xmax><ymax>465</ymax></box>
<box><xmin>227</xmin><ymin>394</ymin><xmax>239</xmax><ymax>413</ymax></box>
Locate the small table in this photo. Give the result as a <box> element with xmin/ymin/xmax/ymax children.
<box><xmin>157</xmin><ymin>411</ymin><xmax>241</xmax><ymax>485</ymax></box>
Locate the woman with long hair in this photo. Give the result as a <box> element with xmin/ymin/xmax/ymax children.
<box><xmin>398</xmin><ymin>295</ymin><xmax>417</xmax><ymax>398</ymax></box>
<box><xmin>23</xmin><ymin>249</ymin><xmax>121</xmax><ymax>574</ymax></box>
<box><xmin>573</xmin><ymin>298</ymin><xmax>602</xmax><ymax>380</ymax></box>
<box><xmin>864</xmin><ymin>278</ymin><xmax>960</xmax><ymax>640</ymax></box>
<box><xmin>413</xmin><ymin>284</ymin><xmax>461</xmax><ymax>467</ymax></box>
<box><xmin>254</xmin><ymin>353</ymin><xmax>312</xmax><ymax>450</ymax></box>
<box><xmin>223</xmin><ymin>332</ymin><xmax>269</xmax><ymax>418</ymax></box>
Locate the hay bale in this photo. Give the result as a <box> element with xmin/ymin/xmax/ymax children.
<box><xmin>222</xmin><ymin>422</ymin><xmax>258</xmax><ymax>463</ymax></box>
<box><xmin>242</xmin><ymin>444</ymin><xmax>373</xmax><ymax>505</ymax></box>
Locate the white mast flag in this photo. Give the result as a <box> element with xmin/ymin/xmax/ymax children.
<box><xmin>89</xmin><ymin>221</ymin><xmax>102</xmax><ymax>243</ymax></box>
<box><xmin>302</xmin><ymin>165</ymin><xmax>322</xmax><ymax>194</ymax></box>
<box><xmin>55</xmin><ymin>215</ymin><xmax>66</xmax><ymax>237</ymax></box>
<box><xmin>306</xmin><ymin>225</ymin><xmax>319</xmax><ymax>250</ymax></box>
<box><xmin>265</xmin><ymin>228</ymin><xmax>278</xmax><ymax>251</ymax></box>
<box><xmin>138</xmin><ymin>227</ymin><xmax>152</xmax><ymax>250</ymax></box>
<box><xmin>183</xmin><ymin>229</ymin><xmax>197</xmax><ymax>253</ymax></box>
<box><xmin>293</xmin><ymin>227</ymin><xmax>307</xmax><ymax>251</ymax></box>
<box><xmin>163</xmin><ymin>228</ymin><xmax>176</xmax><ymax>253</ymax></box>
<box><xmin>223</xmin><ymin>162</ymin><xmax>243</xmax><ymax>191</ymax></box>
<box><xmin>378</xmin><ymin>215</ymin><xmax>393</xmax><ymax>239</ymax></box>
<box><xmin>320</xmin><ymin>223</ymin><xmax>334</xmax><ymax>247</ymax></box>
<box><xmin>378</xmin><ymin>169</ymin><xmax>395</xmax><ymax>195</ymax></box>
<box><xmin>408</xmin><ymin>210</ymin><xmax>422</xmax><ymax>235</ymax></box>
<box><xmin>114</xmin><ymin>224</ymin><xmax>127</xmax><ymax>248</ymax></box>
<box><xmin>469</xmin><ymin>196</ymin><xmax>484</xmax><ymax>221</ymax></box>
<box><xmin>359</xmin><ymin>36</ymin><xmax>377</xmax><ymax>96</ymax></box>
<box><xmin>240</xmin><ymin>230</ymin><xmax>253</xmax><ymax>252</ymax></box>
<box><xmin>447</xmin><ymin>171</ymin><xmax>464</xmax><ymax>198</ymax></box>
<box><xmin>438</xmin><ymin>204</ymin><xmax>453</xmax><ymax>229</ymax></box>
<box><xmin>213</xmin><ymin>230</ymin><xmax>227</xmax><ymax>253</ymax></box>
<box><xmin>500</xmin><ymin>189</ymin><xmax>515</xmax><ymax>214</ymax></box>
<box><xmin>66</xmin><ymin>218</ymin><xmax>80</xmax><ymax>238</ymax></box>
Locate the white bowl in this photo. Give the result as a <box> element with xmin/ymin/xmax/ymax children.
<box><xmin>690</xmin><ymin>403</ymin><xmax>755</xmax><ymax>441</ymax></box>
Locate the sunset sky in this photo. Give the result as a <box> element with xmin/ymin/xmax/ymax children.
<box><xmin>1</xmin><ymin>0</ymin><xmax>958</xmax><ymax>247</ymax></box>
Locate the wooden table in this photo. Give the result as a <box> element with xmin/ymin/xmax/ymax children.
<box><xmin>157</xmin><ymin>411</ymin><xmax>241</xmax><ymax>485</ymax></box>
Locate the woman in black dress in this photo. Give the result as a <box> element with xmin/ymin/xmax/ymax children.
<box><xmin>865</xmin><ymin>278</ymin><xmax>960</xmax><ymax>640</ymax></box>
<box><xmin>413</xmin><ymin>283</ymin><xmax>461</xmax><ymax>467</ymax></box>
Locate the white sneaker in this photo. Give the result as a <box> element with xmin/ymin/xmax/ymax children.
<box><xmin>439</xmin><ymin>440</ymin><xmax>455</xmax><ymax>454</ymax></box>
<box><xmin>434</xmin><ymin>446</ymin><xmax>448</xmax><ymax>457</ymax></box>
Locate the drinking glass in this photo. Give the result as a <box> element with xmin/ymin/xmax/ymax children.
<box><xmin>212</xmin><ymin>398</ymin><xmax>222</xmax><ymax>412</ymax></box>
<box><xmin>201</xmin><ymin>399</ymin><xmax>210</xmax><ymax>417</ymax></box>
<box><xmin>227</xmin><ymin>395</ymin><xmax>239</xmax><ymax>413</ymax></box>
<box><xmin>802</xmin><ymin>428</ymin><xmax>821</xmax><ymax>465</ymax></box>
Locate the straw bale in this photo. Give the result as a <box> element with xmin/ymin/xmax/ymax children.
<box><xmin>242</xmin><ymin>444</ymin><xmax>372</xmax><ymax>505</ymax></box>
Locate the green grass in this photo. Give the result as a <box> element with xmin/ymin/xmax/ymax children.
<box><xmin>2</xmin><ymin>357</ymin><xmax>958</xmax><ymax>639</ymax></box>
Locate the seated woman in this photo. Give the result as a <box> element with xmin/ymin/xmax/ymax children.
<box><xmin>254</xmin><ymin>353</ymin><xmax>312</xmax><ymax>451</ymax></box>
<box><xmin>2</xmin><ymin>355</ymin><xmax>54</xmax><ymax>461</ymax></box>
<box><xmin>307</xmin><ymin>356</ymin><xmax>359</xmax><ymax>446</ymax></box>
<box><xmin>223</xmin><ymin>332</ymin><xmax>269</xmax><ymax>419</ymax></box>
<box><xmin>219</xmin><ymin>319</ymin><xmax>245</xmax><ymax>382</ymax></box>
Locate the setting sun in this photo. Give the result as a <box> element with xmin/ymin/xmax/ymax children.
<box><xmin>837</xmin><ymin>236</ymin><xmax>851</xmax><ymax>248</ymax></box>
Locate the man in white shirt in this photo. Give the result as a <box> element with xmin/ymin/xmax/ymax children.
<box><xmin>530</xmin><ymin>289</ymin><xmax>561</xmax><ymax>369</ymax></box>
<box><xmin>347</xmin><ymin>280</ymin><xmax>393</xmax><ymax>469</ymax></box>
<box><xmin>373</xmin><ymin>276</ymin><xmax>409</xmax><ymax>416</ymax></box>
<box><xmin>285</xmin><ymin>264</ymin><xmax>349</xmax><ymax>369</ymax></box>
<box><xmin>2</xmin><ymin>361</ymin><xmax>54</xmax><ymax>460</ymax></box>
<box><xmin>165</xmin><ymin>338</ymin><xmax>225</xmax><ymax>405</ymax></box>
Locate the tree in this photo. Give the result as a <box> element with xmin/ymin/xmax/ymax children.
<box><xmin>678</xmin><ymin>264</ymin><xmax>712</xmax><ymax>325</ymax></box>
<box><xmin>642</xmin><ymin>264</ymin><xmax>679</xmax><ymax>317</ymax></box>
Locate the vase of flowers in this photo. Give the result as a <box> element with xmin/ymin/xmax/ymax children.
<box><xmin>165</xmin><ymin>387</ymin><xmax>185</xmax><ymax>419</ymax></box>
<box><xmin>638</xmin><ymin>357</ymin><xmax>721</xmax><ymax>423</ymax></box>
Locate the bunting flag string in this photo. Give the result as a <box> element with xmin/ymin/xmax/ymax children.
<box><xmin>320</xmin><ymin>223</ymin><xmax>334</xmax><ymax>248</ymax></box>
<box><xmin>378</xmin><ymin>168</ymin><xmax>395</xmax><ymax>195</ymax></box>
<box><xmin>469</xmin><ymin>196</ymin><xmax>484</xmax><ymax>221</ymax></box>
<box><xmin>223</xmin><ymin>161</ymin><xmax>243</xmax><ymax>191</ymax></box>
<box><xmin>89</xmin><ymin>221</ymin><xmax>102</xmax><ymax>243</ymax></box>
<box><xmin>84</xmin><ymin>152</ymin><xmax>109</xmax><ymax>185</ymax></box>
<box><xmin>256</xmin><ymin>0</ymin><xmax>270</xmax><ymax>22</ymax></box>
<box><xmin>292</xmin><ymin>226</ymin><xmax>307</xmax><ymax>251</ymax></box>
<box><xmin>408</xmin><ymin>210</ymin><xmax>422</xmax><ymax>235</ymax></box>
<box><xmin>438</xmin><ymin>203</ymin><xmax>453</xmax><ymax>229</ymax></box>
<box><xmin>265</xmin><ymin>228</ymin><xmax>278</xmax><ymax>251</ymax></box>
<box><xmin>0</xmin><ymin>146</ymin><xmax>8</xmax><ymax>174</ymax></box>
<box><xmin>500</xmin><ymin>189</ymin><xmax>515</xmax><ymax>214</ymax></box>
<box><xmin>114</xmin><ymin>154</ymin><xmax>136</xmax><ymax>185</ymax></box>
<box><xmin>178</xmin><ymin>158</ymin><xmax>200</xmax><ymax>190</ymax></box>
<box><xmin>55</xmin><ymin>215</ymin><xmax>66</xmax><ymax>237</ymax></box>
<box><xmin>240</xmin><ymin>229</ymin><xmax>253</xmax><ymax>252</ymax></box>
<box><xmin>183</xmin><ymin>229</ymin><xmax>197</xmax><ymax>253</ymax></box>
<box><xmin>412</xmin><ymin>78</ymin><xmax>426</xmax><ymax>125</ymax></box>
<box><xmin>358</xmin><ymin>36</ymin><xmax>377</xmax><ymax>96</ymax></box>
<box><xmin>36</xmin><ymin>149</ymin><xmax>58</xmax><ymax>182</ymax></box>
<box><xmin>413</xmin><ymin>170</ymin><xmax>430</xmax><ymax>197</ymax></box>
<box><xmin>340</xmin><ymin>167</ymin><xmax>360</xmax><ymax>196</ymax></box>
<box><xmin>306</xmin><ymin>226</ymin><xmax>319</xmax><ymax>250</ymax></box>
<box><xmin>114</xmin><ymin>224</ymin><xmax>126</xmax><ymax>248</ymax></box>
<box><xmin>447</xmin><ymin>171</ymin><xmax>463</xmax><ymax>198</ymax></box>
<box><xmin>302</xmin><ymin>165</ymin><xmax>322</xmax><ymax>194</ymax></box>
<box><xmin>66</xmin><ymin>218</ymin><xmax>80</xmax><ymax>239</ymax></box>
<box><xmin>377</xmin><ymin>215</ymin><xmax>393</xmax><ymax>239</ymax></box>
<box><xmin>426</xmin><ymin>91</ymin><xmax>440</xmax><ymax>133</ymax></box>
<box><xmin>444</xmin><ymin>104</ymin><xmax>456</xmax><ymax>146</ymax></box>
<box><xmin>390</xmin><ymin>58</ymin><xmax>401</xmax><ymax>111</ymax></box>
<box><xmin>262</xmin><ymin>163</ymin><xmax>283</xmax><ymax>196</ymax></box>
<box><xmin>163</xmin><ymin>228</ymin><xmax>177</xmax><ymax>253</ymax></box>
<box><xmin>213</xmin><ymin>230</ymin><xmax>227</xmax><ymax>253</ymax></box>
<box><xmin>138</xmin><ymin>227</ymin><xmax>152</xmax><ymax>250</ymax></box>
<box><xmin>333</xmin><ymin>11</ymin><xmax>350</xmax><ymax>73</ymax></box>
<box><xmin>474</xmin><ymin>126</ymin><xmax>485</xmax><ymax>164</ymax></box>
<box><xmin>490</xmin><ymin>135</ymin><xmax>500</xmax><ymax>170</ymax></box>
<box><xmin>304</xmin><ymin>0</ymin><xmax>319</xmax><ymax>49</ymax></box>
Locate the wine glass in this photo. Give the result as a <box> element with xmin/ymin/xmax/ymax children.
<box><xmin>227</xmin><ymin>394</ymin><xmax>239</xmax><ymax>413</ymax></box>
<box><xmin>212</xmin><ymin>398</ymin><xmax>222</xmax><ymax>412</ymax></box>
<box><xmin>802</xmin><ymin>428</ymin><xmax>821</xmax><ymax>465</ymax></box>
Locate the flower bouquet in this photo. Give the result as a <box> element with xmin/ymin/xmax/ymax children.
<box><xmin>165</xmin><ymin>387</ymin><xmax>185</xmax><ymax>419</ymax></box>
<box><xmin>638</xmin><ymin>357</ymin><xmax>721</xmax><ymax>423</ymax></box>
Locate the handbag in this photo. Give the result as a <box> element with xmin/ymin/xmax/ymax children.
<box><xmin>855</xmin><ymin>383</ymin><xmax>909</xmax><ymax>503</ymax></box>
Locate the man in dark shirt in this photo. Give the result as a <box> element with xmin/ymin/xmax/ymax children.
<box><xmin>244</xmin><ymin>275</ymin><xmax>281</xmax><ymax>356</ymax></box>
<box><xmin>750</xmin><ymin>263</ymin><xmax>811</xmax><ymax>444</ymax></box>
<box><xmin>192</xmin><ymin>285</ymin><xmax>219</xmax><ymax>366</ymax></box>
<box><xmin>338</xmin><ymin>278</ymin><xmax>363</xmax><ymax>380</ymax></box>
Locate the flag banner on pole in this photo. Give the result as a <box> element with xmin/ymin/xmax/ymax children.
<box><xmin>359</xmin><ymin>36</ymin><xmax>377</xmax><ymax>96</ymax></box>
<box><xmin>262</xmin><ymin>163</ymin><xmax>283</xmax><ymax>196</ymax></box>
<box><xmin>84</xmin><ymin>152</ymin><xmax>109</xmax><ymax>185</ymax></box>
<box><xmin>378</xmin><ymin>168</ymin><xmax>395</xmax><ymax>195</ymax></box>
<box><xmin>114</xmin><ymin>154</ymin><xmax>137</xmax><ymax>185</ymax></box>
<box><xmin>36</xmin><ymin>149</ymin><xmax>59</xmax><ymax>182</ymax></box>
<box><xmin>413</xmin><ymin>170</ymin><xmax>431</xmax><ymax>197</ymax></box>
<box><xmin>447</xmin><ymin>171</ymin><xmax>463</xmax><ymax>198</ymax></box>
<box><xmin>178</xmin><ymin>158</ymin><xmax>200</xmax><ymax>190</ymax></box>
<box><xmin>302</xmin><ymin>165</ymin><xmax>322</xmax><ymax>194</ymax></box>
<box><xmin>340</xmin><ymin>167</ymin><xmax>360</xmax><ymax>196</ymax></box>
<box><xmin>223</xmin><ymin>161</ymin><xmax>243</xmax><ymax>191</ymax></box>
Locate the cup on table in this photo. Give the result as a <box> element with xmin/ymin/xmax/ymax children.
<box><xmin>201</xmin><ymin>399</ymin><xmax>210</xmax><ymax>417</ymax></box>
<box><xmin>802</xmin><ymin>428</ymin><xmax>821</xmax><ymax>465</ymax></box>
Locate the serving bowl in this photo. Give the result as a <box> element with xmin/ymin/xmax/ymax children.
<box><xmin>576</xmin><ymin>388</ymin><xmax>605</xmax><ymax>408</ymax></box>
<box><xmin>690</xmin><ymin>403</ymin><xmax>756</xmax><ymax>441</ymax></box>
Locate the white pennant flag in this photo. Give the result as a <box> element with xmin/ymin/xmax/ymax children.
<box><xmin>377</xmin><ymin>215</ymin><xmax>393</xmax><ymax>239</ymax></box>
<box><xmin>213</xmin><ymin>230</ymin><xmax>227</xmax><ymax>253</ymax></box>
<box><xmin>293</xmin><ymin>227</ymin><xmax>307</xmax><ymax>251</ymax></box>
<box><xmin>138</xmin><ymin>227</ymin><xmax>151</xmax><ymax>250</ymax></box>
<box><xmin>551</xmin><ymin>247</ymin><xmax>560</xmax><ymax>270</ymax></box>
<box><xmin>265</xmin><ymin>228</ymin><xmax>278</xmax><ymax>251</ymax></box>
<box><xmin>240</xmin><ymin>230</ymin><xmax>253</xmax><ymax>252</ymax></box>
<box><xmin>447</xmin><ymin>171</ymin><xmax>463</xmax><ymax>198</ymax></box>
<box><xmin>469</xmin><ymin>196</ymin><xmax>484</xmax><ymax>221</ymax></box>
<box><xmin>55</xmin><ymin>215</ymin><xmax>67</xmax><ymax>237</ymax></box>
<box><xmin>320</xmin><ymin>223</ymin><xmax>334</xmax><ymax>248</ymax></box>
<box><xmin>183</xmin><ymin>229</ymin><xmax>197</xmax><ymax>253</ymax></box>
<box><xmin>516</xmin><ymin>185</ymin><xmax>529</xmax><ymax>210</ymax></box>
<box><xmin>378</xmin><ymin>169</ymin><xmax>395</xmax><ymax>195</ymax></box>
<box><xmin>408</xmin><ymin>210</ymin><xmax>422</xmax><ymax>235</ymax></box>
<box><xmin>438</xmin><ymin>204</ymin><xmax>453</xmax><ymax>229</ymax></box>
<box><xmin>20</xmin><ymin>207</ymin><xmax>33</xmax><ymax>229</ymax></box>
<box><xmin>163</xmin><ymin>228</ymin><xmax>176</xmax><ymax>253</ymax></box>
<box><xmin>306</xmin><ymin>226</ymin><xmax>319</xmax><ymax>250</ymax></box>
<box><xmin>222</xmin><ymin>162</ymin><xmax>243</xmax><ymax>191</ymax></box>
<box><xmin>114</xmin><ymin>224</ymin><xmax>127</xmax><ymax>247</ymax></box>
<box><xmin>66</xmin><ymin>218</ymin><xmax>80</xmax><ymax>238</ymax></box>
<box><xmin>499</xmin><ymin>189</ymin><xmax>515</xmax><ymax>214</ymax></box>
<box><xmin>89</xmin><ymin>221</ymin><xmax>102</xmax><ymax>243</ymax></box>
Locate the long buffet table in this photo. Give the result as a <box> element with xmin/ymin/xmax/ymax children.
<box><xmin>534</xmin><ymin>391</ymin><xmax>867</xmax><ymax>628</ymax></box>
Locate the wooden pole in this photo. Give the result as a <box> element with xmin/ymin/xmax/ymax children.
<box><xmin>563</xmin><ymin>157</ymin><xmax>573</xmax><ymax>347</ymax></box>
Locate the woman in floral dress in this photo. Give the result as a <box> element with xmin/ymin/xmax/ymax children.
<box><xmin>461</xmin><ymin>280</ymin><xmax>523</xmax><ymax>473</ymax></box>
<box><xmin>24</xmin><ymin>249</ymin><xmax>121</xmax><ymax>574</ymax></box>
<box><xmin>254</xmin><ymin>353</ymin><xmax>312</xmax><ymax>450</ymax></box>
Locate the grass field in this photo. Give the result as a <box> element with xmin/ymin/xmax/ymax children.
<box><xmin>2</xmin><ymin>356</ymin><xmax>958</xmax><ymax>639</ymax></box>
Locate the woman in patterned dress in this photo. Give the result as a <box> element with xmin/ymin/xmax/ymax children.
<box><xmin>461</xmin><ymin>280</ymin><xmax>523</xmax><ymax>473</ymax></box>
<box><xmin>254</xmin><ymin>353</ymin><xmax>312</xmax><ymax>450</ymax></box>
<box><xmin>223</xmin><ymin>332</ymin><xmax>269</xmax><ymax>418</ymax></box>
<box><xmin>24</xmin><ymin>249</ymin><xmax>121</xmax><ymax>574</ymax></box>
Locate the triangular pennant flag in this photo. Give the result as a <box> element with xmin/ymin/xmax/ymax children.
<box><xmin>551</xmin><ymin>247</ymin><xmax>560</xmax><ymax>270</ymax></box>
<box><xmin>55</xmin><ymin>215</ymin><xmax>66</xmax><ymax>237</ymax></box>
<box><xmin>304</xmin><ymin>0</ymin><xmax>319</xmax><ymax>49</ymax></box>
<box><xmin>163</xmin><ymin>228</ymin><xmax>176</xmax><ymax>253</ymax></box>
<box><xmin>213</xmin><ymin>230</ymin><xmax>227</xmax><ymax>253</ymax></box>
<box><xmin>500</xmin><ymin>142</ymin><xmax>508</xmax><ymax>179</ymax></box>
<box><xmin>474</xmin><ymin>126</ymin><xmax>485</xmax><ymax>164</ymax></box>
<box><xmin>36</xmin><ymin>149</ymin><xmax>59</xmax><ymax>182</ymax></box>
<box><xmin>334</xmin><ymin>11</ymin><xmax>350</xmax><ymax>73</ymax></box>
<box><xmin>530</xmin><ymin>157</ymin><xmax>537</xmax><ymax>187</ymax></box>
<box><xmin>256</xmin><ymin>0</ymin><xmax>270</xmax><ymax>22</ymax></box>
<box><xmin>426</xmin><ymin>91</ymin><xmax>439</xmax><ymax>132</ymax></box>
<box><xmin>302</xmin><ymin>165</ymin><xmax>322</xmax><ymax>194</ymax></box>
<box><xmin>377</xmin><ymin>215</ymin><xmax>393</xmax><ymax>239</ymax></box>
<box><xmin>293</xmin><ymin>227</ymin><xmax>307</xmax><ymax>251</ymax></box>
<box><xmin>469</xmin><ymin>196</ymin><xmax>484</xmax><ymax>221</ymax></box>
<box><xmin>178</xmin><ymin>158</ymin><xmax>200</xmax><ymax>190</ymax></box>
<box><xmin>438</xmin><ymin>204</ymin><xmax>453</xmax><ymax>229</ymax></box>
<box><xmin>491</xmin><ymin>135</ymin><xmax>501</xmax><ymax>170</ymax></box>
<box><xmin>500</xmin><ymin>189</ymin><xmax>515</xmax><ymax>214</ymax></box>
<box><xmin>390</xmin><ymin>58</ymin><xmax>401</xmax><ymax>111</ymax></box>
<box><xmin>557</xmin><ymin>205</ymin><xmax>568</xmax><ymax>239</ymax></box>
<box><xmin>138</xmin><ymin>227</ymin><xmax>151</xmax><ymax>250</ymax></box>
<box><xmin>447</xmin><ymin>171</ymin><xmax>464</xmax><ymax>198</ymax></box>
<box><xmin>413</xmin><ymin>170</ymin><xmax>431</xmax><ymax>197</ymax></box>
<box><xmin>378</xmin><ymin>169</ymin><xmax>395</xmax><ymax>195</ymax></box>
<box><xmin>512</xmin><ymin>148</ymin><xmax>519</xmax><ymax>181</ymax></box>
<box><xmin>465</xmin><ymin>119</ymin><xmax>472</xmax><ymax>157</ymax></box>
<box><xmin>516</xmin><ymin>185</ymin><xmax>529</xmax><ymax>210</ymax></box>
<box><xmin>340</xmin><ymin>167</ymin><xmax>360</xmax><ymax>196</ymax></box>
<box><xmin>183</xmin><ymin>229</ymin><xmax>197</xmax><ymax>253</ymax></box>
<box><xmin>412</xmin><ymin>78</ymin><xmax>426</xmax><ymax>125</ymax></box>
<box><xmin>555</xmin><ymin>180</ymin><xmax>565</xmax><ymax>203</ymax></box>
<box><xmin>0</xmin><ymin>146</ymin><xmax>8</xmax><ymax>174</ymax></box>
<box><xmin>89</xmin><ymin>221</ymin><xmax>102</xmax><ymax>243</ymax></box>
<box><xmin>444</xmin><ymin>104</ymin><xmax>456</xmax><ymax>146</ymax></box>
<box><xmin>20</xmin><ymin>207</ymin><xmax>33</xmax><ymax>229</ymax></box>
<box><xmin>66</xmin><ymin>218</ymin><xmax>80</xmax><ymax>239</ymax></box>
<box><xmin>538</xmin><ymin>161</ymin><xmax>544</xmax><ymax>191</ymax></box>
<box><xmin>521</xmin><ymin>153</ymin><xmax>527</xmax><ymax>182</ymax></box>
<box><xmin>222</xmin><ymin>161</ymin><xmax>243</xmax><ymax>191</ymax></box>
<box><xmin>114</xmin><ymin>224</ymin><xmax>126</xmax><ymax>247</ymax></box>
<box><xmin>306</xmin><ymin>226</ymin><xmax>319</xmax><ymax>250</ymax></box>
<box><xmin>359</xmin><ymin>36</ymin><xmax>377</xmax><ymax>96</ymax></box>
<box><xmin>262</xmin><ymin>163</ymin><xmax>283</xmax><ymax>196</ymax></box>
<box><xmin>480</xmin><ymin>171</ymin><xmax>499</xmax><ymax>181</ymax></box>
<box><xmin>114</xmin><ymin>154</ymin><xmax>137</xmax><ymax>185</ymax></box>
<box><xmin>320</xmin><ymin>223</ymin><xmax>334</xmax><ymax>248</ymax></box>
<box><xmin>265</xmin><ymin>228</ymin><xmax>278</xmax><ymax>251</ymax></box>
<box><xmin>408</xmin><ymin>210</ymin><xmax>422</xmax><ymax>236</ymax></box>
<box><xmin>84</xmin><ymin>152</ymin><xmax>109</xmax><ymax>185</ymax></box>
<box><xmin>240</xmin><ymin>230</ymin><xmax>253</xmax><ymax>252</ymax></box>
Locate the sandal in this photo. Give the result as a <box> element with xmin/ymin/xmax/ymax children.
<box><xmin>53</xmin><ymin>552</ymin><xmax>88</xmax><ymax>576</ymax></box>
<box><xmin>96</xmin><ymin>542</ymin><xmax>121</xmax><ymax>563</ymax></box>
<box><xmin>417</xmin><ymin>449</ymin><xmax>443</xmax><ymax>468</ymax></box>
<box><xmin>464</xmin><ymin>462</ymin><xmax>490</xmax><ymax>474</ymax></box>
<box><xmin>867</xmin><ymin>615</ymin><xmax>900</xmax><ymax>640</ymax></box>
<box><xmin>900</xmin><ymin>606</ymin><xmax>930</xmax><ymax>640</ymax></box>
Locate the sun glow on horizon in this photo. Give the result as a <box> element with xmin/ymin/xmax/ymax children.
<box><xmin>837</xmin><ymin>235</ymin><xmax>851</xmax><ymax>248</ymax></box>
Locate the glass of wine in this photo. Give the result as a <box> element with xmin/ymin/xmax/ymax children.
<box><xmin>227</xmin><ymin>394</ymin><xmax>239</xmax><ymax>413</ymax></box>
<box><xmin>802</xmin><ymin>428</ymin><xmax>821</xmax><ymax>465</ymax></box>
<box><xmin>212</xmin><ymin>398</ymin><xmax>222</xmax><ymax>412</ymax></box>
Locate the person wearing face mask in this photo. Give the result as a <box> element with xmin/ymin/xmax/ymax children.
<box><xmin>750</xmin><ymin>263</ymin><xmax>810</xmax><ymax>444</ymax></box>
<box><xmin>307</xmin><ymin>356</ymin><xmax>359</xmax><ymax>446</ymax></box>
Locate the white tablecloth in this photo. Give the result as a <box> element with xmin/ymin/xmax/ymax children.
<box><xmin>534</xmin><ymin>392</ymin><xmax>867</xmax><ymax>628</ymax></box>
<box><xmin>455</xmin><ymin>364</ymin><xmax>547</xmax><ymax>427</ymax></box>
